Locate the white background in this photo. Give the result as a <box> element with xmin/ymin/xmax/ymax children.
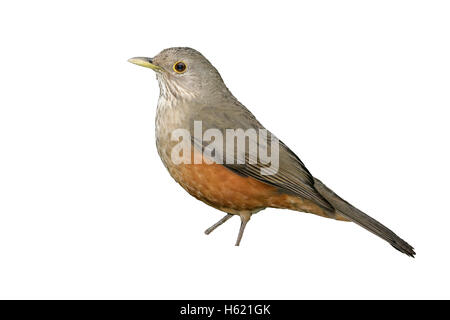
<box><xmin>0</xmin><ymin>1</ymin><xmax>449</xmax><ymax>299</ymax></box>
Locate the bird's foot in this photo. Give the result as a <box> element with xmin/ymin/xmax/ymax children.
<box><xmin>204</xmin><ymin>214</ymin><xmax>233</xmax><ymax>235</ymax></box>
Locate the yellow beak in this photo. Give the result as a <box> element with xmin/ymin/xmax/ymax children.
<box><xmin>128</xmin><ymin>57</ymin><xmax>163</xmax><ymax>72</ymax></box>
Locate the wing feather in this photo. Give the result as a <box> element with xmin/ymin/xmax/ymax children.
<box><xmin>189</xmin><ymin>103</ymin><xmax>334</xmax><ymax>211</ymax></box>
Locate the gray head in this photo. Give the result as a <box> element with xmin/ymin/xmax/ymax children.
<box><xmin>129</xmin><ymin>47</ymin><xmax>231</xmax><ymax>102</ymax></box>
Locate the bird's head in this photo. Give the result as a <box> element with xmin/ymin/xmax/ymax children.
<box><xmin>128</xmin><ymin>47</ymin><xmax>229</xmax><ymax>101</ymax></box>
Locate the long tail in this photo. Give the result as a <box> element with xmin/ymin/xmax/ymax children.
<box><xmin>314</xmin><ymin>178</ymin><xmax>415</xmax><ymax>257</ymax></box>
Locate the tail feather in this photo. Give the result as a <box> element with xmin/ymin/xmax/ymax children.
<box><xmin>314</xmin><ymin>178</ymin><xmax>415</xmax><ymax>257</ymax></box>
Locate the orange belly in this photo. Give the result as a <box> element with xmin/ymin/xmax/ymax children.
<box><xmin>166</xmin><ymin>152</ymin><xmax>347</xmax><ymax>220</ymax></box>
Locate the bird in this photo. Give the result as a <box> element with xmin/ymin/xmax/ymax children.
<box><xmin>128</xmin><ymin>47</ymin><xmax>415</xmax><ymax>257</ymax></box>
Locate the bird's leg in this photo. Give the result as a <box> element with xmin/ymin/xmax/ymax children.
<box><xmin>235</xmin><ymin>214</ymin><xmax>251</xmax><ymax>246</ymax></box>
<box><xmin>204</xmin><ymin>214</ymin><xmax>233</xmax><ymax>235</ymax></box>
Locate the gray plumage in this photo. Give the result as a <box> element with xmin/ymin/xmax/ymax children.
<box><xmin>129</xmin><ymin>47</ymin><xmax>415</xmax><ymax>256</ymax></box>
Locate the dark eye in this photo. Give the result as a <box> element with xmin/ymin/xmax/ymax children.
<box><xmin>173</xmin><ymin>61</ymin><xmax>187</xmax><ymax>73</ymax></box>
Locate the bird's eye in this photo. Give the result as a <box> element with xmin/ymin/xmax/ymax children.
<box><xmin>173</xmin><ymin>61</ymin><xmax>187</xmax><ymax>73</ymax></box>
